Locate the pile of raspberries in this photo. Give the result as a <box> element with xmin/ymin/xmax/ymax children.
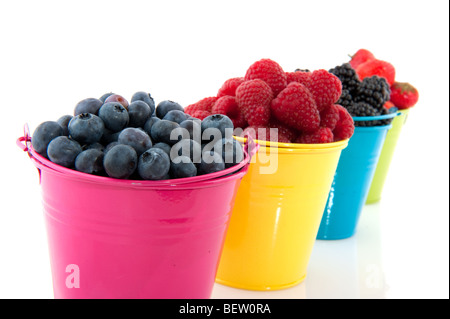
<box><xmin>184</xmin><ymin>58</ymin><xmax>354</xmax><ymax>144</ymax></box>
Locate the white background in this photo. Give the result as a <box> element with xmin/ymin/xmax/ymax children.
<box><xmin>0</xmin><ymin>0</ymin><xmax>448</xmax><ymax>299</ymax></box>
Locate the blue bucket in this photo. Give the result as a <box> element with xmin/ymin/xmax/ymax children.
<box><xmin>316</xmin><ymin>113</ymin><xmax>398</xmax><ymax>240</ymax></box>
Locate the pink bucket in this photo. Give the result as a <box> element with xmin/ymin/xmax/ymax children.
<box><xmin>17</xmin><ymin>125</ymin><xmax>254</xmax><ymax>299</ymax></box>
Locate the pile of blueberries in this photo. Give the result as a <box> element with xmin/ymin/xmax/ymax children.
<box><xmin>31</xmin><ymin>92</ymin><xmax>244</xmax><ymax>180</ymax></box>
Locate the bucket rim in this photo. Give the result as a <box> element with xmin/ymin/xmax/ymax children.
<box><xmin>352</xmin><ymin>111</ymin><xmax>400</xmax><ymax>122</ymax></box>
<box><xmin>233</xmin><ymin>136</ymin><xmax>349</xmax><ymax>152</ymax></box>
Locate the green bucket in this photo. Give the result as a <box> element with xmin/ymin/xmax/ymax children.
<box><xmin>366</xmin><ymin>109</ymin><xmax>410</xmax><ymax>204</ymax></box>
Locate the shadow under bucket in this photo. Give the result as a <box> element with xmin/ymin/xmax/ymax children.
<box><xmin>216</xmin><ymin>137</ymin><xmax>348</xmax><ymax>290</ymax></box>
<box><xmin>366</xmin><ymin>109</ymin><xmax>410</xmax><ymax>204</ymax></box>
<box><xmin>317</xmin><ymin>113</ymin><xmax>397</xmax><ymax>240</ymax></box>
<box><xmin>17</xmin><ymin>126</ymin><xmax>254</xmax><ymax>299</ymax></box>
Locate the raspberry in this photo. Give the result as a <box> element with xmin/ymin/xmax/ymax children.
<box><xmin>236</xmin><ymin>79</ymin><xmax>273</xmax><ymax>127</ymax></box>
<box><xmin>211</xmin><ymin>95</ymin><xmax>247</xmax><ymax>128</ymax></box>
<box><xmin>271</xmin><ymin>82</ymin><xmax>320</xmax><ymax>133</ymax></box>
<box><xmin>286</xmin><ymin>70</ymin><xmax>312</xmax><ymax>86</ymax></box>
<box><xmin>244</xmin><ymin>59</ymin><xmax>287</xmax><ymax>96</ymax></box>
<box><xmin>333</xmin><ymin>104</ymin><xmax>355</xmax><ymax>141</ymax></box>
<box><xmin>306</xmin><ymin>69</ymin><xmax>342</xmax><ymax>111</ymax></box>
<box><xmin>269</xmin><ymin>119</ymin><xmax>299</xmax><ymax>142</ymax></box>
<box><xmin>242</xmin><ymin>125</ymin><xmax>291</xmax><ymax>143</ymax></box>
<box><xmin>320</xmin><ymin>104</ymin><xmax>340</xmax><ymax>130</ymax></box>
<box><xmin>188</xmin><ymin>110</ymin><xmax>211</xmax><ymax>120</ymax></box>
<box><xmin>295</xmin><ymin>127</ymin><xmax>334</xmax><ymax>144</ymax></box>
<box><xmin>184</xmin><ymin>96</ymin><xmax>218</xmax><ymax>114</ymax></box>
<box><xmin>217</xmin><ymin>77</ymin><xmax>245</xmax><ymax>97</ymax></box>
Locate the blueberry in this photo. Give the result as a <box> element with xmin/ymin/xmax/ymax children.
<box><xmin>196</xmin><ymin>151</ymin><xmax>225</xmax><ymax>175</ymax></box>
<box><xmin>128</xmin><ymin>100</ymin><xmax>152</xmax><ymax>128</ymax></box>
<box><xmin>104</xmin><ymin>141</ymin><xmax>120</xmax><ymax>154</ymax></box>
<box><xmin>74</xmin><ymin>98</ymin><xmax>103</xmax><ymax>116</ymax></box>
<box><xmin>138</xmin><ymin>148</ymin><xmax>170</xmax><ymax>180</ymax></box>
<box><xmin>98</xmin><ymin>102</ymin><xmax>129</xmax><ymax>132</ymax></box>
<box><xmin>155</xmin><ymin>100</ymin><xmax>184</xmax><ymax>119</ymax></box>
<box><xmin>99</xmin><ymin>92</ymin><xmax>114</xmax><ymax>103</ymax></box>
<box><xmin>101</xmin><ymin>127</ymin><xmax>121</xmax><ymax>144</ymax></box>
<box><xmin>103</xmin><ymin>144</ymin><xmax>137</xmax><ymax>179</ymax></box>
<box><xmin>213</xmin><ymin>137</ymin><xmax>244</xmax><ymax>168</ymax></box>
<box><xmin>170</xmin><ymin>156</ymin><xmax>197</xmax><ymax>179</ymax></box>
<box><xmin>32</xmin><ymin>121</ymin><xmax>64</xmax><ymax>157</ymax></box>
<box><xmin>152</xmin><ymin>142</ymin><xmax>171</xmax><ymax>157</ymax></box>
<box><xmin>57</xmin><ymin>115</ymin><xmax>73</xmax><ymax>136</ymax></box>
<box><xmin>143</xmin><ymin>116</ymin><xmax>161</xmax><ymax>137</ymax></box>
<box><xmin>118</xmin><ymin>127</ymin><xmax>152</xmax><ymax>156</ymax></box>
<box><xmin>83</xmin><ymin>142</ymin><xmax>105</xmax><ymax>152</ymax></box>
<box><xmin>170</xmin><ymin>139</ymin><xmax>202</xmax><ymax>163</ymax></box>
<box><xmin>68</xmin><ymin>113</ymin><xmax>105</xmax><ymax>145</ymax></box>
<box><xmin>75</xmin><ymin>149</ymin><xmax>104</xmax><ymax>175</ymax></box>
<box><xmin>131</xmin><ymin>91</ymin><xmax>155</xmax><ymax>114</ymax></box>
<box><xmin>163</xmin><ymin>110</ymin><xmax>187</xmax><ymax>124</ymax></box>
<box><xmin>47</xmin><ymin>136</ymin><xmax>82</xmax><ymax>168</ymax></box>
<box><xmin>179</xmin><ymin>119</ymin><xmax>202</xmax><ymax>140</ymax></box>
<box><xmin>201</xmin><ymin>114</ymin><xmax>234</xmax><ymax>143</ymax></box>
<box><xmin>150</xmin><ymin>120</ymin><xmax>180</xmax><ymax>145</ymax></box>
<box><xmin>104</xmin><ymin>94</ymin><xmax>129</xmax><ymax>110</ymax></box>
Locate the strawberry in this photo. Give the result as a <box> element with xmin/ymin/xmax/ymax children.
<box><xmin>389</xmin><ymin>82</ymin><xmax>419</xmax><ymax>109</ymax></box>
<box><xmin>356</xmin><ymin>59</ymin><xmax>396</xmax><ymax>86</ymax></box>
<box><xmin>349</xmin><ymin>49</ymin><xmax>375</xmax><ymax>69</ymax></box>
<box><xmin>383</xmin><ymin>101</ymin><xmax>396</xmax><ymax>110</ymax></box>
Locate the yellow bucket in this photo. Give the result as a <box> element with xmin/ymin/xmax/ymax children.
<box><xmin>216</xmin><ymin>137</ymin><xmax>349</xmax><ymax>290</ymax></box>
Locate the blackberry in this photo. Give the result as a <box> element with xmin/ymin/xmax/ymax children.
<box><xmin>354</xmin><ymin>76</ymin><xmax>391</xmax><ymax>110</ymax></box>
<box><xmin>329</xmin><ymin>63</ymin><xmax>361</xmax><ymax>94</ymax></box>
<box><xmin>337</xmin><ymin>89</ymin><xmax>353</xmax><ymax>108</ymax></box>
<box><xmin>294</xmin><ymin>68</ymin><xmax>311</xmax><ymax>72</ymax></box>
<box><xmin>346</xmin><ymin>102</ymin><xmax>380</xmax><ymax>127</ymax></box>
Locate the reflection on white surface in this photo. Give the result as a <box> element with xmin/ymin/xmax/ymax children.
<box><xmin>211</xmin><ymin>203</ymin><xmax>387</xmax><ymax>299</ymax></box>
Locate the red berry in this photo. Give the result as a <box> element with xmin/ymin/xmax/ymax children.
<box><xmin>211</xmin><ymin>95</ymin><xmax>247</xmax><ymax>128</ymax></box>
<box><xmin>349</xmin><ymin>49</ymin><xmax>375</xmax><ymax>69</ymax></box>
<box><xmin>383</xmin><ymin>101</ymin><xmax>395</xmax><ymax>110</ymax></box>
<box><xmin>286</xmin><ymin>71</ymin><xmax>312</xmax><ymax>86</ymax></box>
<box><xmin>236</xmin><ymin>79</ymin><xmax>273</xmax><ymax>127</ymax></box>
<box><xmin>389</xmin><ymin>82</ymin><xmax>419</xmax><ymax>109</ymax></box>
<box><xmin>306</xmin><ymin>70</ymin><xmax>342</xmax><ymax>112</ymax></box>
<box><xmin>356</xmin><ymin>59</ymin><xmax>396</xmax><ymax>86</ymax></box>
<box><xmin>333</xmin><ymin>104</ymin><xmax>355</xmax><ymax>141</ymax></box>
<box><xmin>184</xmin><ymin>96</ymin><xmax>218</xmax><ymax>114</ymax></box>
<box><xmin>104</xmin><ymin>94</ymin><xmax>129</xmax><ymax>110</ymax></box>
<box><xmin>320</xmin><ymin>104</ymin><xmax>340</xmax><ymax>130</ymax></box>
<box><xmin>269</xmin><ymin>119</ymin><xmax>299</xmax><ymax>142</ymax></box>
<box><xmin>244</xmin><ymin>59</ymin><xmax>287</xmax><ymax>96</ymax></box>
<box><xmin>295</xmin><ymin>127</ymin><xmax>334</xmax><ymax>144</ymax></box>
<box><xmin>217</xmin><ymin>77</ymin><xmax>245</xmax><ymax>97</ymax></box>
<box><xmin>188</xmin><ymin>110</ymin><xmax>211</xmax><ymax>120</ymax></box>
<box><xmin>271</xmin><ymin>82</ymin><xmax>320</xmax><ymax>133</ymax></box>
<box><xmin>242</xmin><ymin>125</ymin><xmax>291</xmax><ymax>143</ymax></box>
